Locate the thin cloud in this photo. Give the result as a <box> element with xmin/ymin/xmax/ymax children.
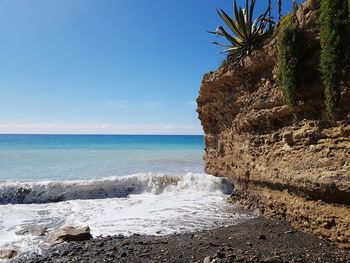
<box><xmin>0</xmin><ymin>122</ymin><xmax>203</xmax><ymax>135</ymax></box>
<box><xmin>104</xmin><ymin>100</ymin><xmax>162</xmax><ymax>109</ymax></box>
<box><xmin>142</xmin><ymin>102</ymin><xmax>162</xmax><ymax>109</ymax></box>
<box><xmin>103</xmin><ymin>100</ymin><xmax>129</xmax><ymax>109</ymax></box>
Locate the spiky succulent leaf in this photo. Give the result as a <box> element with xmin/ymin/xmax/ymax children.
<box><xmin>217</xmin><ymin>9</ymin><xmax>245</xmax><ymax>39</ymax></box>
<box><xmin>245</xmin><ymin>0</ymin><xmax>249</xmax><ymax>27</ymax></box>
<box><xmin>219</xmin><ymin>47</ymin><xmax>240</xmax><ymax>55</ymax></box>
<box><xmin>249</xmin><ymin>0</ymin><xmax>256</xmax><ymax>31</ymax></box>
<box><xmin>207</xmin><ymin>29</ymin><xmax>224</xmax><ymax>36</ymax></box>
<box><xmin>234</xmin><ymin>1</ymin><xmax>248</xmax><ymax>38</ymax></box>
<box><xmin>217</xmin><ymin>26</ymin><xmax>243</xmax><ymax>47</ymax></box>
<box><xmin>212</xmin><ymin>42</ymin><xmax>231</xmax><ymax>47</ymax></box>
<box><xmin>209</xmin><ymin>0</ymin><xmax>271</xmax><ymax>57</ymax></box>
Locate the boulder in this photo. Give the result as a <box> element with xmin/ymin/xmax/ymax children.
<box><xmin>0</xmin><ymin>249</ymin><xmax>17</xmax><ymax>260</ymax></box>
<box><xmin>16</xmin><ymin>226</ymin><xmax>48</xmax><ymax>236</ymax></box>
<box><xmin>49</xmin><ymin>226</ymin><xmax>92</xmax><ymax>245</ymax></box>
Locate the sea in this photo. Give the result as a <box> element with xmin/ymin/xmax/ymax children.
<box><xmin>0</xmin><ymin>135</ymin><xmax>251</xmax><ymax>259</ymax></box>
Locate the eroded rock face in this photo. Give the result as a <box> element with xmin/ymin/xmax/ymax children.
<box><xmin>197</xmin><ymin>0</ymin><xmax>350</xmax><ymax>248</ymax></box>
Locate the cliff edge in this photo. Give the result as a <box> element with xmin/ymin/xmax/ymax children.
<box><xmin>197</xmin><ymin>0</ymin><xmax>350</xmax><ymax>248</ymax></box>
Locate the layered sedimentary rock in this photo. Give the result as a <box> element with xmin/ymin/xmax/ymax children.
<box><xmin>197</xmin><ymin>0</ymin><xmax>350</xmax><ymax>248</ymax></box>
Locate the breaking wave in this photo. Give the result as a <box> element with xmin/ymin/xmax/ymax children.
<box><xmin>0</xmin><ymin>173</ymin><xmax>233</xmax><ymax>205</ymax></box>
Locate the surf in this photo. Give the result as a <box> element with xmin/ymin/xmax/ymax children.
<box><xmin>0</xmin><ymin>173</ymin><xmax>233</xmax><ymax>205</ymax></box>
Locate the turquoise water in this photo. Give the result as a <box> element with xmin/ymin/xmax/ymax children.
<box><xmin>0</xmin><ymin>135</ymin><xmax>204</xmax><ymax>181</ymax></box>
<box><xmin>0</xmin><ymin>135</ymin><xmax>252</xmax><ymax>257</ymax></box>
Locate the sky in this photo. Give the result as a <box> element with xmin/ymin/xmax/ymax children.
<box><xmin>0</xmin><ymin>0</ymin><xmax>293</xmax><ymax>135</ymax></box>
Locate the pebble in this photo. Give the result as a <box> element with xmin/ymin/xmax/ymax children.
<box><xmin>216</xmin><ymin>250</ymin><xmax>225</xmax><ymax>258</ymax></box>
<box><xmin>258</xmin><ymin>234</ymin><xmax>266</xmax><ymax>240</ymax></box>
<box><xmin>285</xmin><ymin>230</ymin><xmax>294</xmax><ymax>235</ymax></box>
<box><xmin>11</xmin><ymin>218</ymin><xmax>350</xmax><ymax>263</ymax></box>
<box><xmin>263</xmin><ymin>256</ymin><xmax>283</xmax><ymax>263</ymax></box>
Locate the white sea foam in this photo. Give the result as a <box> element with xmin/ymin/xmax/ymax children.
<box><xmin>0</xmin><ymin>173</ymin><xmax>252</xmax><ymax>261</ymax></box>
<box><xmin>0</xmin><ymin>173</ymin><xmax>233</xmax><ymax>204</ymax></box>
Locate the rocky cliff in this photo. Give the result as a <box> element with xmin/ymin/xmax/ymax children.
<box><xmin>197</xmin><ymin>0</ymin><xmax>350</xmax><ymax>248</ymax></box>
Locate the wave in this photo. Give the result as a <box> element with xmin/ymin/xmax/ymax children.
<box><xmin>0</xmin><ymin>173</ymin><xmax>233</xmax><ymax>205</ymax></box>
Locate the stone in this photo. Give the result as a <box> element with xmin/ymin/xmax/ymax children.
<box><xmin>49</xmin><ymin>226</ymin><xmax>92</xmax><ymax>245</ymax></box>
<box><xmin>226</xmin><ymin>254</ymin><xmax>236</xmax><ymax>261</ymax></box>
<box><xmin>0</xmin><ymin>249</ymin><xmax>17</xmax><ymax>260</ymax></box>
<box><xmin>309</xmin><ymin>144</ymin><xmax>322</xmax><ymax>152</ymax></box>
<box><xmin>282</xmin><ymin>144</ymin><xmax>292</xmax><ymax>152</ymax></box>
<box><xmin>16</xmin><ymin>226</ymin><xmax>48</xmax><ymax>236</ymax></box>
<box><xmin>215</xmin><ymin>250</ymin><xmax>225</xmax><ymax>258</ymax></box>
<box><xmin>203</xmin><ymin>256</ymin><xmax>212</xmax><ymax>263</ymax></box>
<box><xmin>234</xmin><ymin>257</ymin><xmax>247</xmax><ymax>262</ymax></box>
<box><xmin>271</xmin><ymin>133</ymin><xmax>279</xmax><ymax>143</ymax></box>
<box><xmin>282</xmin><ymin>132</ymin><xmax>294</xmax><ymax>145</ymax></box>
<box><xmin>263</xmin><ymin>256</ymin><xmax>283</xmax><ymax>263</ymax></box>
<box><xmin>258</xmin><ymin>234</ymin><xmax>266</xmax><ymax>240</ymax></box>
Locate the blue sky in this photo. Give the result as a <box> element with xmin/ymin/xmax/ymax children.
<box><xmin>0</xmin><ymin>0</ymin><xmax>293</xmax><ymax>135</ymax></box>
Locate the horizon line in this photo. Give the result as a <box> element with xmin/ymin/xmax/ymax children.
<box><xmin>0</xmin><ymin>133</ymin><xmax>204</xmax><ymax>136</ymax></box>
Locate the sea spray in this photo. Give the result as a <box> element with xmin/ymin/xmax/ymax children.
<box><xmin>0</xmin><ymin>173</ymin><xmax>233</xmax><ymax>205</ymax></box>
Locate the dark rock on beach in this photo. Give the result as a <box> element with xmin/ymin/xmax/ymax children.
<box><xmin>13</xmin><ymin>218</ymin><xmax>350</xmax><ymax>263</ymax></box>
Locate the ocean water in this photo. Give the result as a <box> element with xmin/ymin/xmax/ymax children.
<box><xmin>0</xmin><ymin>135</ymin><xmax>205</xmax><ymax>181</ymax></box>
<box><xmin>0</xmin><ymin>135</ymin><xmax>251</xmax><ymax>259</ymax></box>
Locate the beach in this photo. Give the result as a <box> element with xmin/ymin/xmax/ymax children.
<box><xmin>13</xmin><ymin>217</ymin><xmax>350</xmax><ymax>263</ymax></box>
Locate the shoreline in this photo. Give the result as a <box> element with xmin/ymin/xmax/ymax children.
<box><xmin>12</xmin><ymin>217</ymin><xmax>350</xmax><ymax>263</ymax></box>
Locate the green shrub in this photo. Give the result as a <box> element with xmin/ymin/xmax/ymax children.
<box><xmin>319</xmin><ymin>0</ymin><xmax>348</xmax><ymax>121</ymax></box>
<box><xmin>277</xmin><ymin>14</ymin><xmax>300</xmax><ymax>108</ymax></box>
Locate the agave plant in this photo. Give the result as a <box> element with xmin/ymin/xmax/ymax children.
<box><xmin>268</xmin><ymin>0</ymin><xmax>272</xmax><ymax>29</ymax></box>
<box><xmin>209</xmin><ymin>0</ymin><xmax>271</xmax><ymax>60</ymax></box>
<box><xmin>278</xmin><ymin>0</ymin><xmax>282</xmax><ymax>20</ymax></box>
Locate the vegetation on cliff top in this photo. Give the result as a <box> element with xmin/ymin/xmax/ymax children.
<box><xmin>210</xmin><ymin>0</ymin><xmax>350</xmax><ymax>119</ymax></box>
<box><xmin>277</xmin><ymin>0</ymin><xmax>350</xmax><ymax>114</ymax></box>
<box><xmin>209</xmin><ymin>0</ymin><xmax>271</xmax><ymax>64</ymax></box>
<box><xmin>320</xmin><ymin>0</ymin><xmax>349</xmax><ymax>121</ymax></box>
<box><xmin>277</xmin><ymin>14</ymin><xmax>300</xmax><ymax>108</ymax></box>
